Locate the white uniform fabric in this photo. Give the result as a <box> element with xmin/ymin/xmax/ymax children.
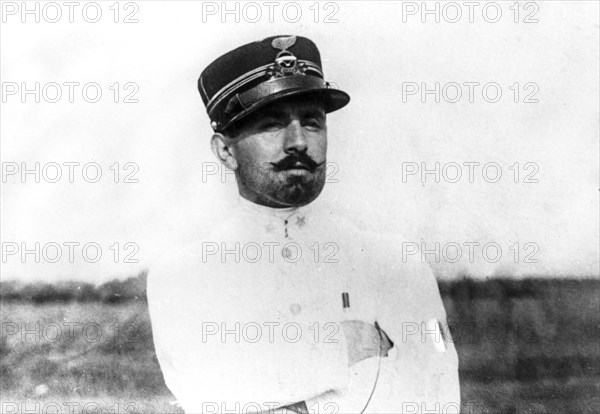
<box><xmin>148</xmin><ymin>198</ymin><xmax>460</xmax><ymax>413</ymax></box>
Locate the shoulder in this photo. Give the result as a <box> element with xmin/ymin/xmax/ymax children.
<box><xmin>147</xmin><ymin>219</ymin><xmax>240</xmax><ymax>302</ymax></box>
<box><xmin>308</xmin><ymin>203</ymin><xmax>371</xmax><ymax>243</ymax></box>
<box><xmin>334</xmin><ymin>217</ymin><xmax>442</xmax><ymax>302</ymax></box>
<box><xmin>311</xmin><ymin>204</ymin><xmax>439</xmax><ymax>284</ymax></box>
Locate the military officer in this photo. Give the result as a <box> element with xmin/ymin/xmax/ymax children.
<box><xmin>148</xmin><ymin>35</ymin><xmax>460</xmax><ymax>413</ymax></box>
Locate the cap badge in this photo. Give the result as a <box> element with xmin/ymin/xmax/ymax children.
<box><xmin>268</xmin><ymin>36</ymin><xmax>307</xmax><ymax>78</ymax></box>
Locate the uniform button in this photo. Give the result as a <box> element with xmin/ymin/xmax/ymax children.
<box><xmin>290</xmin><ymin>303</ymin><xmax>302</xmax><ymax>315</ymax></box>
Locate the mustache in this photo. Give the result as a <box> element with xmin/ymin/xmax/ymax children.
<box><xmin>271</xmin><ymin>153</ymin><xmax>322</xmax><ymax>171</ymax></box>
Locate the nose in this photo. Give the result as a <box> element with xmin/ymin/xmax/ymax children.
<box><xmin>283</xmin><ymin>120</ymin><xmax>308</xmax><ymax>154</ymax></box>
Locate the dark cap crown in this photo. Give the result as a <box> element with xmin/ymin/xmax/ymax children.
<box><xmin>198</xmin><ymin>35</ymin><xmax>349</xmax><ymax>133</ymax></box>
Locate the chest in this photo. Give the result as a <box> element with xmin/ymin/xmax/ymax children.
<box><xmin>208</xmin><ymin>239</ymin><xmax>382</xmax><ymax>326</ymax></box>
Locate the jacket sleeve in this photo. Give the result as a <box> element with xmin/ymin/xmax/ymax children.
<box><xmin>147</xmin><ymin>246</ymin><xmax>350</xmax><ymax>413</ymax></box>
<box><xmin>365</xmin><ymin>234</ymin><xmax>461</xmax><ymax>409</ymax></box>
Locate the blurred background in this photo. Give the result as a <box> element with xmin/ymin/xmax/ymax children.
<box><xmin>1</xmin><ymin>1</ymin><xmax>599</xmax><ymax>412</ymax></box>
<box><xmin>0</xmin><ymin>275</ymin><xmax>598</xmax><ymax>412</ymax></box>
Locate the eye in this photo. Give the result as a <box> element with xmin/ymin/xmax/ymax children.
<box><xmin>260</xmin><ymin>119</ymin><xmax>284</xmax><ymax>131</ymax></box>
<box><xmin>304</xmin><ymin>118</ymin><xmax>323</xmax><ymax>130</ymax></box>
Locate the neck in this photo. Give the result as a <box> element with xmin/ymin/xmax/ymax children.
<box><xmin>237</xmin><ymin>194</ymin><xmax>304</xmax><ymax>221</ymax></box>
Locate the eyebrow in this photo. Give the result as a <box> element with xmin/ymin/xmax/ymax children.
<box><xmin>261</xmin><ymin>109</ymin><xmax>287</xmax><ymax>119</ymax></box>
<box><xmin>301</xmin><ymin>107</ymin><xmax>326</xmax><ymax>118</ymax></box>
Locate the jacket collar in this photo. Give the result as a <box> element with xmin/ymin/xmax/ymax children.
<box><xmin>237</xmin><ymin>195</ymin><xmax>313</xmax><ymax>238</ymax></box>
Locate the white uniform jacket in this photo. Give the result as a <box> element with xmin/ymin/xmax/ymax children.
<box><xmin>148</xmin><ymin>198</ymin><xmax>460</xmax><ymax>413</ymax></box>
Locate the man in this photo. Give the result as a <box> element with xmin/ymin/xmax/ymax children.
<box><xmin>148</xmin><ymin>35</ymin><xmax>460</xmax><ymax>413</ymax></box>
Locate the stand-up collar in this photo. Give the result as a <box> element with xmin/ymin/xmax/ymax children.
<box><xmin>237</xmin><ymin>195</ymin><xmax>313</xmax><ymax>238</ymax></box>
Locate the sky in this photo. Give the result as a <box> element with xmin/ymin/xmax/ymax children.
<box><xmin>1</xmin><ymin>1</ymin><xmax>599</xmax><ymax>283</ymax></box>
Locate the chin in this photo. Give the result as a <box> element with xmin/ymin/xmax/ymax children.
<box><xmin>282</xmin><ymin>187</ymin><xmax>315</xmax><ymax>206</ymax></box>
<box><xmin>277</xmin><ymin>178</ymin><xmax>325</xmax><ymax>207</ymax></box>
<box><xmin>242</xmin><ymin>167</ymin><xmax>326</xmax><ymax>207</ymax></box>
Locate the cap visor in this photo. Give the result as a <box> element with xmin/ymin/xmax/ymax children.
<box><xmin>221</xmin><ymin>87</ymin><xmax>350</xmax><ymax>133</ymax></box>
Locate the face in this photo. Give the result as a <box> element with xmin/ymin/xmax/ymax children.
<box><xmin>219</xmin><ymin>95</ymin><xmax>328</xmax><ymax>208</ymax></box>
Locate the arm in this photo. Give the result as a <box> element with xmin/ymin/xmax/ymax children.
<box><xmin>374</xmin><ymin>246</ymin><xmax>461</xmax><ymax>406</ymax></box>
<box><xmin>147</xmin><ymin>249</ymin><xmax>350</xmax><ymax>413</ymax></box>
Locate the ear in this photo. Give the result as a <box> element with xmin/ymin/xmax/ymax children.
<box><xmin>210</xmin><ymin>133</ymin><xmax>238</xmax><ymax>171</ymax></box>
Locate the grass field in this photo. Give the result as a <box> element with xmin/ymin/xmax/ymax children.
<box><xmin>1</xmin><ymin>277</ymin><xmax>599</xmax><ymax>413</ymax></box>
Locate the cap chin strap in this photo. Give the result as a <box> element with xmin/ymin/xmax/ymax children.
<box><xmin>210</xmin><ymin>74</ymin><xmax>332</xmax><ymax>131</ymax></box>
<box><xmin>227</xmin><ymin>74</ymin><xmax>327</xmax><ymax>114</ymax></box>
<box><xmin>206</xmin><ymin>59</ymin><xmax>323</xmax><ymax>115</ymax></box>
